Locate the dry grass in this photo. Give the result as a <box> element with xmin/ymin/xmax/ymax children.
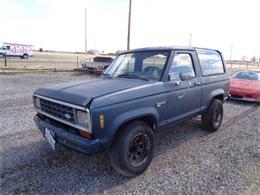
<box><xmin>0</xmin><ymin>51</ymin><xmax>94</xmax><ymax>70</ymax></box>
<box><xmin>227</xmin><ymin>63</ymin><xmax>260</xmax><ymax>74</ymax></box>
<box><xmin>1</xmin><ymin>52</ymin><xmax>260</xmax><ymax>73</ymax></box>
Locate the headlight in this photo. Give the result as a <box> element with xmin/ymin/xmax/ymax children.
<box><xmin>76</xmin><ymin>110</ymin><xmax>91</xmax><ymax>130</ymax></box>
<box><xmin>34</xmin><ymin>97</ymin><xmax>41</xmax><ymax>109</ymax></box>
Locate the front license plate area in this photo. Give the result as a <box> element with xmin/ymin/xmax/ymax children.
<box><xmin>45</xmin><ymin>128</ymin><xmax>56</xmax><ymax>150</ymax></box>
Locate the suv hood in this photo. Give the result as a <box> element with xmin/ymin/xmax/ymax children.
<box><xmin>34</xmin><ymin>78</ymin><xmax>150</xmax><ymax>106</ymax></box>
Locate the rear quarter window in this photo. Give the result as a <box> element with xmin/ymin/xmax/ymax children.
<box><xmin>196</xmin><ymin>49</ymin><xmax>225</xmax><ymax>76</ymax></box>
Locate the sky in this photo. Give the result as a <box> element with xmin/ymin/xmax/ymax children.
<box><xmin>0</xmin><ymin>0</ymin><xmax>259</xmax><ymax>59</ymax></box>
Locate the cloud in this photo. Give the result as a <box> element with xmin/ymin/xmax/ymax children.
<box><xmin>0</xmin><ymin>0</ymin><xmax>259</xmax><ymax>58</ymax></box>
<box><xmin>0</xmin><ymin>0</ymin><xmax>26</xmax><ymax>14</ymax></box>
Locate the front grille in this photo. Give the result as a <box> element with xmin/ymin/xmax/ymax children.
<box><xmin>39</xmin><ymin>99</ymin><xmax>75</xmax><ymax>123</ymax></box>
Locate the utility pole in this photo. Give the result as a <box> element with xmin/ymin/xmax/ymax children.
<box><xmin>230</xmin><ymin>43</ymin><xmax>233</xmax><ymax>61</ymax></box>
<box><xmin>189</xmin><ymin>33</ymin><xmax>192</xmax><ymax>46</ymax></box>
<box><xmin>127</xmin><ymin>0</ymin><xmax>132</xmax><ymax>50</ymax></box>
<box><xmin>230</xmin><ymin>43</ymin><xmax>233</xmax><ymax>69</ymax></box>
<box><xmin>85</xmin><ymin>8</ymin><xmax>87</xmax><ymax>55</ymax></box>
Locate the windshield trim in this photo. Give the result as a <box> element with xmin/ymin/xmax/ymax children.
<box><xmin>232</xmin><ymin>71</ymin><xmax>260</xmax><ymax>81</ymax></box>
<box><xmin>104</xmin><ymin>50</ymin><xmax>171</xmax><ymax>81</ymax></box>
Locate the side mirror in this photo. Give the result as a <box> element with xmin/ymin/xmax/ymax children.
<box><xmin>180</xmin><ymin>72</ymin><xmax>195</xmax><ymax>81</ymax></box>
<box><xmin>168</xmin><ymin>73</ymin><xmax>179</xmax><ymax>81</ymax></box>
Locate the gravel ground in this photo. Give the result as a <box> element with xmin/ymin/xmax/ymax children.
<box><xmin>0</xmin><ymin>72</ymin><xmax>259</xmax><ymax>194</ymax></box>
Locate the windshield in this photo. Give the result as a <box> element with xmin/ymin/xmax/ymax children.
<box><xmin>232</xmin><ymin>71</ymin><xmax>260</xmax><ymax>81</ymax></box>
<box><xmin>104</xmin><ymin>51</ymin><xmax>170</xmax><ymax>81</ymax></box>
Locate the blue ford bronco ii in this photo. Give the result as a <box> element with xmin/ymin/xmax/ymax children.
<box><xmin>33</xmin><ymin>46</ymin><xmax>230</xmax><ymax>176</ymax></box>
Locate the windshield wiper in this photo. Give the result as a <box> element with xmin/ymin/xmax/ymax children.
<box><xmin>116</xmin><ymin>73</ymin><xmax>149</xmax><ymax>81</ymax></box>
<box><xmin>101</xmin><ymin>73</ymin><xmax>112</xmax><ymax>78</ymax></box>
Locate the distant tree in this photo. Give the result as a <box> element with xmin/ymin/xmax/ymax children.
<box><xmin>241</xmin><ymin>56</ymin><xmax>248</xmax><ymax>61</ymax></box>
<box><xmin>39</xmin><ymin>48</ymin><xmax>43</xmax><ymax>52</ymax></box>
<box><xmin>115</xmin><ymin>50</ymin><xmax>125</xmax><ymax>55</ymax></box>
<box><xmin>251</xmin><ymin>56</ymin><xmax>256</xmax><ymax>63</ymax></box>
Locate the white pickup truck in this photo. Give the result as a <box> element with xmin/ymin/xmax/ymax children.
<box><xmin>0</xmin><ymin>42</ymin><xmax>33</xmax><ymax>59</ymax></box>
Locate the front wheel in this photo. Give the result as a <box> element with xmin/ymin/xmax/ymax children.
<box><xmin>201</xmin><ymin>99</ymin><xmax>223</xmax><ymax>131</ymax></box>
<box><xmin>109</xmin><ymin>121</ymin><xmax>154</xmax><ymax>177</ymax></box>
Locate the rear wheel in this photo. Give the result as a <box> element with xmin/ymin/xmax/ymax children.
<box><xmin>109</xmin><ymin>121</ymin><xmax>154</xmax><ymax>177</ymax></box>
<box><xmin>201</xmin><ymin>99</ymin><xmax>223</xmax><ymax>131</ymax></box>
<box><xmin>22</xmin><ymin>54</ymin><xmax>28</xmax><ymax>59</ymax></box>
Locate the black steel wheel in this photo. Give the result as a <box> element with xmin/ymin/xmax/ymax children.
<box><xmin>201</xmin><ymin>99</ymin><xmax>223</xmax><ymax>131</ymax></box>
<box><xmin>128</xmin><ymin>132</ymin><xmax>151</xmax><ymax>167</ymax></box>
<box><xmin>109</xmin><ymin>121</ymin><xmax>154</xmax><ymax>177</ymax></box>
<box><xmin>213</xmin><ymin>106</ymin><xmax>223</xmax><ymax>127</ymax></box>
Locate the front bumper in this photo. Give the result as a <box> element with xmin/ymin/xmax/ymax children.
<box><xmin>34</xmin><ymin>115</ymin><xmax>105</xmax><ymax>154</ymax></box>
<box><xmin>229</xmin><ymin>88</ymin><xmax>260</xmax><ymax>102</ymax></box>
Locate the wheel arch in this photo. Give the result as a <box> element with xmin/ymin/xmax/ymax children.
<box><xmin>109</xmin><ymin>109</ymin><xmax>158</xmax><ymax>147</ymax></box>
<box><xmin>207</xmin><ymin>89</ymin><xmax>224</xmax><ymax>107</ymax></box>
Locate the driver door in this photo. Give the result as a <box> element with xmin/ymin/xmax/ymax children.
<box><xmin>165</xmin><ymin>50</ymin><xmax>202</xmax><ymax>124</ymax></box>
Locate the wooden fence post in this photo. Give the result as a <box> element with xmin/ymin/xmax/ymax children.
<box><xmin>4</xmin><ymin>53</ymin><xmax>7</xmax><ymax>67</ymax></box>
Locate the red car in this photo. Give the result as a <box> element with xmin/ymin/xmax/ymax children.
<box><xmin>229</xmin><ymin>71</ymin><xmax>260</xmax><ymax>102</ymax></box>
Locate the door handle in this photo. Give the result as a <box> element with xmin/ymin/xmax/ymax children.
<box><xmin>194</xmin><ymin>81</ymin><xmax>201</xmax><ymax>86</ymax></box>
<box><xmin>177</xmin><ymin>92</ymin><xmax>185</xmax><ymax>99</ymax></box>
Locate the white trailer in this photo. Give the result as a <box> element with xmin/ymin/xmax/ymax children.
<box><xmin>0</xmin><ymin>42</ymin><xmax>33</xmax><ymax>59</ymax></box>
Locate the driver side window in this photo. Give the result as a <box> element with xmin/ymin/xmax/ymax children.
<box><xmin>169</xmin><ymin>53</ymin><xmax>195</xmax><ymax>81</ymax></box>
<box><xmin>142</xmin><ymin>53</ymin><xmax>167</xmax><ymax>80</ymax></box>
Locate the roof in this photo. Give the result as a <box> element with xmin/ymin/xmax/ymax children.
<box><xmin>121</xmin><ymin>46</ymin><xmax>220</xmax><ymax>54</ymax></box>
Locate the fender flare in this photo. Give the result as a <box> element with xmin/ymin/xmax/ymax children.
<box><xmin>107</xmin><ymin>107</ymin><xmax>159</xmax><ymax>143</ymax></box>
<box><xmin>207</xmin><ymin>89</ymin><xmax>224</xmax><ymax>107</ymax></box>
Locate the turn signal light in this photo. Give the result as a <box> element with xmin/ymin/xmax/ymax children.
<box><xmin>79</xmin><ymin>130</ymin><xmax>92</xmax><ymax>139</ymax></box>
<box><xmin>100</xmin><ymin>114</ymin><xmax>105</xmax><ymax>129</ymax></box>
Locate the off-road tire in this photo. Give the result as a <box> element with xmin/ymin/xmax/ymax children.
<box><xmin>109</xmin><ymin>121</ymin><xmax>154</xmax><ymax>177</ymax></box>
<box><xmin>201</xmin><ymin>99</ymin><xmax>223</xmax><ymax>131</ymax></box>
